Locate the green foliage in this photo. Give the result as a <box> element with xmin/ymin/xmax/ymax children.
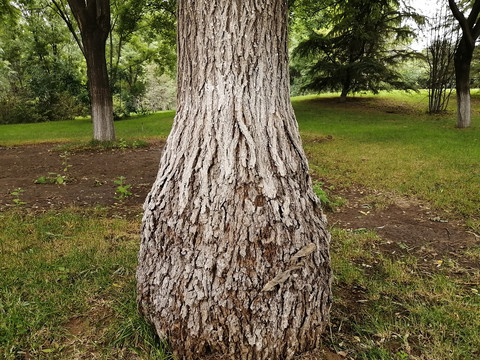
<box><xmin>114</xmin><ymin>176</ymin><xmax>132</xmax><ymax>200</ymax></box>
<box><xmin>34</xmin><ymin>151</ymin><xmax>71</xmax><ymax>185</ymax></box>
<box><xmin>292</xmin><ymin>0</ymin><xmax>424</xmax><ymax>97</ymax></box>
<box><xmin>0</xmin><ymin>0</ymin><xmax>176</xmax><ymax>124</ymax></box>
<box><xmin>0</xmin><ymin>0</ymin><xmax>88</xmax><ymax>124</ymax></box>
<box><xmin>137</xmin><ymin>65</ymin><xmax>176</xmax><ymax>112</ymax></box>
<box><xmin>10</xmin><ymin>188</ymin><xmax>26</xmax><ymax>206</ymax></box>
<box><xmin>108</xmin><ymin>0</ymin><xmax>177</xmax><ymax>117</ymax></box>
<box><xmin>313</xmin><ymin>181</ymin><xmax>345</xmax><ymax>211</ymax></box>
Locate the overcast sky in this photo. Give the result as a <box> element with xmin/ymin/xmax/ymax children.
<box><xmin>409</xmin><ymin>0</ymin><xmax>439</xmax><ymax>18</ymax></box>
<box><xmin>406</xmin><ymin>0</ymin><xmax>443</xmax><ymax>50</ymax></box>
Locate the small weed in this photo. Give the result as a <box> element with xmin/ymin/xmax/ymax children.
<box><xmin>396</xmin><ymin>350</ymin><xmax>409</xmax><ymax>360</ymax></box>
<box><xmin>114</xmin><ymin>176</ymin><xmax>132</xmax><ymax>200</ymax></box>
<box><xmin>313</xmin><ymin>182</ymin><xmax>345</xmax><ymax>212</ymax></box>
<box><xmin>10</xmin><ymin>188</ymin><xmax>26</xmax><ymax>206</ymax></box>
<box><xmin>34</xmin><ymin>151</ymin><xmax>72</xmax><ymax>185</ymax></box>
<box><xmin>59</xmin><ymin>151</ymin><xmax>72</xmax><ymax>173</ymax></box>
<box><xmin>35</xmin><ymin>172</ymin><xmax>67</xmax><ymax>185</ymax></box>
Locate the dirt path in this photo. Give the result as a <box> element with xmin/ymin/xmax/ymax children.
<box><xmin>0</xmin><ymin>143</ymin><xmax>477</xmax><ymax>270</ymax></box>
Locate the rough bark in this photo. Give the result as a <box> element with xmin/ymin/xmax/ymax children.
<box><xmin>136</xmin><ymin>1</ymin><xmax>332</xmax><ymax>359</ymax></box>
<box><xmin>67</xmin><ymin>0</ymin><xmax>115</xmax><ymax>141</ymax></box>
<box><xmin>454</xmin><ymin>39</ymin><xmax>473</xmax><ymax>128</ymax></box>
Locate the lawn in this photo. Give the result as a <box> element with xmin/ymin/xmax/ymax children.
<box><xmin>1</xmin><ymin>92</ymin><xmax>479</xmax><ymax>359</ymax></box>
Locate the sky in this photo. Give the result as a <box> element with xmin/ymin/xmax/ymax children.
<box><xmin>409</xmin><ymin>0</ymin><xmax>439</xmax><ymax>18</ymax></box>
<box><xmin>406</xmin><ymin>0</ymin><xmax>444</xmax><ymax>50</ymax></box>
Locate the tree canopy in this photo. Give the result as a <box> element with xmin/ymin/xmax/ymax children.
<box><xmin>0</xmin><ymin>0</ymin><xmax>176</xmax><ymax>125</ymax></box>
<box><xmin>291</xmin><ymin>0</ymin><xmax>423</xmax><ymax>99</ymax></box>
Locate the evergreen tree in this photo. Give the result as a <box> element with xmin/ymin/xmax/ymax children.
<box><xmin>292</xmin><ymin>0</ymin><xmax>423</xmax><ymax>100</ymax></box>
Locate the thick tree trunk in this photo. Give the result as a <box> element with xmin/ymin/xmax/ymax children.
<box><xmin>136</xmin><ymin>1</ymin><xmax>332</xmax><ymax>359</ymax></box>
<box><xmin>454</xmin><ymin>40</ymin><xmax>473</xmax><ymax>129</ymax></box>
<box><xmin>84</xmin><ymin>35</ymin><xmax>115</xmax><ymax>141</ymax></box>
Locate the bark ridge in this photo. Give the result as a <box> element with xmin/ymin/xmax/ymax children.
<box><xmin>137</xmin><ymin>1</ymin><xmax>332</xmax><ymax>359</ymax></box>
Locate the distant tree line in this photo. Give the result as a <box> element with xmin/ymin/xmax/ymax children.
<box><xmin>0</xmin><ymin>0</ymin><xmax>176</xmax><ymax>129</ymax></box>
<box><xmin>1</xmin><ymin>0</ymin><xmax>479</xmax><ymax>130</ymax></box>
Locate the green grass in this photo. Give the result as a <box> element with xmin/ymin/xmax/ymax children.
<box><xmin>328</xmin><ymin>227</ymin><xmax>480</xmax><ymax>360</ymax></box>
<box><xmin>1</xmin><ymin>209</ymin><xmax>478</xmax><ymax>359</ymax></box>
<box><xmin>0</xmin><ymin>111</ymin><xmax>175</xmax><ymax>145</ymax></box>
<box><xmin>0</xmin><ymin>209</ymin><xmax>171</xmax><ymax>359</ymax></box>
<box><xmin>294</xmin><ymin>92</ymin><xmax>480</xmax><ymax>220</ymax></box>
<box><xmin>1</xmin><ymin>91</ymin><xmax>480</xmax><ymax>359</ymax></box>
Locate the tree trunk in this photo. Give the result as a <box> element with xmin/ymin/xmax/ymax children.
<box><xmin>339</xmin><ymin>74</ymin><xmax>351</xmax><ymax>102</ymax></box>
<box><xmin>84</xmin><ymin>34</ymin><xmax>115</xmax><ymax>141</ymax></box>
<box><xmin>66</xmin><ymin>0</ymin><xmax>115</xmax><ymax>141</ymax></box>
<box><xmin>136</xmin><ymin>1</ymin><xmax>332</xmax><ymax>359</ymax></box>
<box><xmin>454</xmin><ymin>39</ymin><xmax>473</xmax><ymax>129</ymax></box>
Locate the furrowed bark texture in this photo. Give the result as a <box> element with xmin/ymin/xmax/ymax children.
<box><xmin>137</xmin><ymin>1</ymin><xmax>332</xmax><ymax>359</ymax></box>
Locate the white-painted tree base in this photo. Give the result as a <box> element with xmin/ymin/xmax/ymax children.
<box><xmin>457</xmin><ymin>90</ymin><xmax>471</xmax><ymax>128</ymax></box>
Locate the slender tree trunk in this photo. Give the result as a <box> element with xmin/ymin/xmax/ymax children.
<box><xmin>454</xmin><ymin>39</ymin><xmax>473</xmax><ymax>128</ymax></box>
<box><xmin>340</xmin><ymin>74</ymin><xmax>351</xmax><ymax>102</ymax></box>
<box><xmin>137</xmin><ymin>1</ymin><xmax>332</xmax><ymax>359</ymax></box>
<box><xmin>66</xmin><ymin>0</ymin><xmax>115</xmax><ymax>141</ymax></box>
<box><xmin>84</xmin><ymin>34</ymin><xmax>115</xmax><ymax>141</ymax></box>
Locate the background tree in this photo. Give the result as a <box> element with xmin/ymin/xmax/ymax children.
<box><xmin>137</xmin><ymin>0</ymin><xmax>332</xmax><ymax>359</ymax></box>
<box><xmin>0</xmin><ymin>0</ymin><xmax>87</xmax><ymax>124</ymax></box>
<box><xmin>1</xmin><ymin>0</ymin><xmax>176</xmax><ymax>124</ymax></box>
<box><xmin>292</xmin><ymin>0</ymin><xmax>423</xmax><ymax>100</ymax></box>
<box><xmin>448</xmin><ymin>0</ymin><xmax>480</xmax><ymax>128</ymax></box>
<box><xmin>107</xmin><ymin>0</ymin><xmax>176</xmax><ymax>117</ymax></box>
<box><xmin>52</xmin><ymin>0</ymin><xmax>116</xmax><ymax>141</ymax></box>
<box><xmin>427</xmin><ymin>2</ymin><xmax>457</xmax><ymax>114</ymax></box>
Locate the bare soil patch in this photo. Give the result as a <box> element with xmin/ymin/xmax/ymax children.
<box><xmin>327</xmin><ymin>185</ymin><xmax>479</xmax><ymax>271</ymax></box>
<box><xmin>0</xmin><ymin>142</ymin><xmax>477</xmax><ymax>272</ymax></box>
<box><xmin>0</xmin><ymin>142</ymin><xmax>163</xmax><ymax>213</ymax></box>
